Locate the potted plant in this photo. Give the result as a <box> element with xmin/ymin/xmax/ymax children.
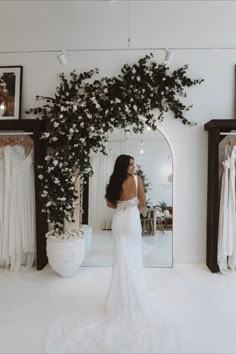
<box><xmin>46</xmin><ymin>228</ymin><xmax>85</xmax><ymax>277</ymax></box>
<box><xmin>26</xmin><ymin>54</ymin><xmax>202</xmax><ymax>275</ymax></box>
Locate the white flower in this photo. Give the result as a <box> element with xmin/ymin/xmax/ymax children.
<box><xmin>43</xmin><ymin>132</ymin><xmax>50</xmax><ymax>138</ymax></box>
<box><xmin>53</xmin><ymin>122</ymin><xmax>59</xmax><ymax>128</ymax></box>
<box><xmin>59</xmin><ymin>114</ymin><xmax>63</xmax><ymax>118</ymax></box>
<box><xmin>54</xmin><ymin>178</ymin><xmax>60</xmax><ymax>184</ymax></box>
<box><xmin>38</xmin><ymin>174</ymin><xmax>44</xmax><ymax>180</ymax></box>
<box><xmin>53</xmin><ymin>160</ymin><xmax>59</xmax><ymax>166</ymax></box>
<box><xmin>133</xmin><ymin>105</ymin><xmax>138</xmax><ymax>111</ymax></box>
<box><xmin>69</xmin><ymin>128</ymin><xmax>74</xmax><ymax>134</ymax></box>
<box><xmin>60</xmin><ymin>106</ymin><xmax>66</xmax><ymax>112</ymax></box>
<box><xmin>46</xmin><ymin>201</ymin><xmax>52</xmax><ymax>207</ymax></box>
<box><xmin>137</xmin><ymin>76</ymin><xmax>141</xmax><ymax>81</ymax></box>
<box><xmin>52</xmin><ymin>137</ymin><xmax>58</xmax><ymax>141</ymax></box>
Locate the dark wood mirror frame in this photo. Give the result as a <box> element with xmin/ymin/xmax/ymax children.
<box><xmin>204</xmin><ymin>119</ymin><xmax>236</xmax><ymax>272</ymax></box>
<box><xmin>0</xmin><ymin>119</ymin><xmax>48</xmax><ymax>270</ymax></box>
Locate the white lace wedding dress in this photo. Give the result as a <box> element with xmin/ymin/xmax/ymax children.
<box><xmin>46</xmin><ymin>176</ymin><xmax>179</xmax><ymax>353</ymax></box>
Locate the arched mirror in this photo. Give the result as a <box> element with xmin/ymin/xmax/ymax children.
<box><xmin>81</xmin><ymin>127</ymin><xmax>173</xmax><ymax>267</ymax></box>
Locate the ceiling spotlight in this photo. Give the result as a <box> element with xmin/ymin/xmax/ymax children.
<box><xmin>163</xmin><ymin>49</ymin><xmax>174</xmax><ymax>65</ymax></box>
<box><xmin>140</xmin><ymin>150</ymin><xmax>144</xmax><ymax>154</ymax></box>
<box><xmin>57</xmin><ymin>50</ymin><xmax>67</xmax><ymax>65</ymax></box>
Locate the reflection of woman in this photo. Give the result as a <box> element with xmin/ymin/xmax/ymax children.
<box><xmin>46</xmin><ymin>154</ymin><xmax>179</xmax><ymax>353</ymax></box>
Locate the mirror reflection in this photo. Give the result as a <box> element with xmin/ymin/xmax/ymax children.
<box><xmin>82</xmin><ymin>127</ymin><xmax>173</xmax><ymax>267</ymax></box>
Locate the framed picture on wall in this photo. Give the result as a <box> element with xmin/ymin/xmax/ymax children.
<box><xmin>0</xmin><ymin>66</ymin><xmax>23</xmax><ymax>120</ymax></box>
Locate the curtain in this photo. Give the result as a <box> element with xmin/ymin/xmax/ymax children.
<box><xmin>89</xmin><ymin>156</ymin><xmax>115</xmax><ymax>230</ymax></box>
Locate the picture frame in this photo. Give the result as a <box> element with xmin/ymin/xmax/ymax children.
<box><xmin>0</xmin><ymin>66</ymin><xmax>23</xmax><ymax>120</ymax></box>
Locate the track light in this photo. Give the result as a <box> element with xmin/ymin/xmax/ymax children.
<box><xmin>163</xmin><ymin>49</ymin><xmax>174</xmax><ymax>65</ymax></box>
<box><xmin>125</xmin><ymin>129</ymin><xmax>130</xmax><ymax>139</ymax></box>
<box><xmin>57</xmin><ymin>50</ymin><xmax>67</xmax><ymax>65</ymax></box>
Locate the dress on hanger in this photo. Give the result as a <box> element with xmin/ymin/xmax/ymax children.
<box><xmin>228</xmin><ymin>145</ymin><xmax>236</xmax><ymax>270</ymax></box>
<box><xmin>45</xmin><ymin>175</ymin><xmax>180</xmax><ymax>353</ymax></box>
<box><xmin>218</xmin><ymin>145</ymin><xmax>236</xmax><ymax>273</ymax></box>
<box><xmin>0</xmin><ymin>147</ymin><xmax>4</xmax><ymax>262</ymax></box>
<box><xmin>1</xmin><ymin>144</ymin><xmax>36</xmax><ymax>271</ymax></box>
<box><xmin>218</xmin><ymin>146</ymin><xmax>230</xmax><ymax>272</ymax></box>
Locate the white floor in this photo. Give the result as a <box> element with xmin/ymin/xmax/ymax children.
<box><xmin>82</xmin><ymin>230</ymin><xmax>173</xmax><ymax>267</ymax></box>
<box><xmin>1</xmin><ymin>264</ymin><xmax>236</xmax><ymax>353</ymax></box>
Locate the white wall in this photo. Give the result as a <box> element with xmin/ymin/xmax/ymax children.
<box><xmin>1</xmin><ymin>1</ymin><xmax>236</xmax><ymax>264</ymax></box>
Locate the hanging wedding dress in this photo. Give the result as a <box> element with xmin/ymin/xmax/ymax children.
<box><xmin>1</xmin><ymin>144</ymin><xmax>36</xmax><ymax>271</ymax></box>
<box><xmin>228</xmin><ymin>145</ymin><xmax>236</xmax><ymax>270</ymax></box>
<box><xmin>0</xmin><ymin>147</ymin><xmax>4</xmax><ymax>263</ymax></box>
<box><xmin>46</xmin><ymin>175</ymin><xmax>180</xmax><ymax>353</ymax></box>
<box><xmin>218</xmin><ymin>145</ymin><xmax>236</xmax><ymax>273</ymax></box>
<box><xmin>218</xmin><ymin>146</ymin><xmax>230</xmax><ymax>272</ymax></box>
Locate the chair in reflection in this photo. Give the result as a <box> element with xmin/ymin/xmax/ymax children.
<box><xmin>141</xmin><ymin>209</ymin><xmax>155</xmax><ymax>236</ymax></box>
<box><xmin>141</xmin><ymin>207</ymin><xmax>166</xmax><ymax>235</ymax></box>
<box><xmin>156</xmin><ymin>207</ymin><xmax>165</xmax><ymax>234</ymax></box>
<box><xmin>163</xmin><ymin>207</ymin><xmax>173</xmax><ymax>230</ymax></box>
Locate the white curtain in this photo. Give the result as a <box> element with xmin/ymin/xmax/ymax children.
<box><xmin>89</xmin><ymin>156</ymin><xmax>115</xmax><ymax>230</ymax></box>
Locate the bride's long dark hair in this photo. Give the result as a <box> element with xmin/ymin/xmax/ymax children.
<box><xmin>105</xmin><ymin>154</ymin><xmax>134</xmax><ymax>204</ymax></box>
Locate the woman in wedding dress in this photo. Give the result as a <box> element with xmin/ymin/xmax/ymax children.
<box><xmin>46</xmin><ymin>155</ymin><xmax>179</xmax><ymax>353</ymax></box>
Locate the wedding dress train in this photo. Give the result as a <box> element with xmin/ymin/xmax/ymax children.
<box><xmin>46</xmin><ymin>177</ymin><xmax>179</xmax><ymax>353</ymax></box>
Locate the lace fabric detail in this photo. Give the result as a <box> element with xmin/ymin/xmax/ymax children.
<box><xmin>116</xmin><ymin>197</ymin><xmax>138</xmax><ymax>211</ymax></box>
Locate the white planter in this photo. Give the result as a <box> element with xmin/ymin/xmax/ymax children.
<box><xmin>80</xmin><ymin>225</ymin><xmax>93</xmax><ymax>256</ymax></box>
<box><xmin>46</xmin><ymin>237</ymin><xmax>85</xmax><ymax>278</ymax></box>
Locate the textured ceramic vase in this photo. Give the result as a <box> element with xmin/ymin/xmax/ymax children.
<box><xmin>46</xmin><ymin>237</ymin><xmax>85</xmax><ymax>277</ymax></box>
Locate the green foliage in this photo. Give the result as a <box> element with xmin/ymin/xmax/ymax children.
<box><xmin>26</xmin><ymin>54</ymin><xmax>203</xmax><ymax>231</ymax></box>
<box><xmin>135</xmin><ymin>164</ymin><xmax>151</xmax><ymax>194</ymax></box>
<box><xmin>158</xmin><ymin>201</ymin><xmax>168</xmax><ymax>211</ymax></box>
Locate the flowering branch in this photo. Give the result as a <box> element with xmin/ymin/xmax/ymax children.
<box><xmin>26</xmin><ymin>54</ymin><xmax>203</xmax><ymax>231</ymax></box>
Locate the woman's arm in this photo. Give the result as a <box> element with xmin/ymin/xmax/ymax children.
<box><xmin>106</xmin><ymin>199</ymin><xmax>117</xmax><ymax>209</ymax></box>
<box><xmin>137</xmin><ymin>175</ymin><xmax>146</xmax><ymax>213</ymax></box>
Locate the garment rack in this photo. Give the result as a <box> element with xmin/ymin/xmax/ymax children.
<box><xmin>0</xmin><ymin>119</ymin><xmax>48</xmax><ymax>270</ymax></box>
<box><xmin>204</xmin><ymin>119</ymin><xmax>236</xmax><ymax>272</ymax></box>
